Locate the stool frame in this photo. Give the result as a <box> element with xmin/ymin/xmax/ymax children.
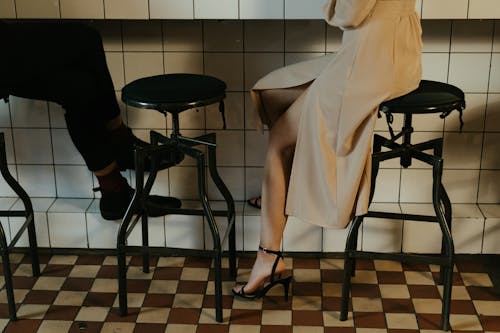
<box><xmin>117</xmin><ymin>103</ymin><xmax>236</xmax><ymax>323</ymax></box>
<box><xmin>0</xmin><ymin>96</ymin><xmax>40</xmax><ymax>321</ymax></box>
<box><xmin>340</xmin><ymin>110</ymin><xmax>457</xmax><ymax>331</ymax></box>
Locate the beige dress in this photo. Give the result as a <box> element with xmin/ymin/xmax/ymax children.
<box><xmin>251</xmin><ymin>0</ymin><xmax>422</xmax><ymax>228</ymax></box>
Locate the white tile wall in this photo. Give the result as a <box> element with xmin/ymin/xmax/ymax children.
<box><xmin>3</xmin><ymin>19</ymin><xmax>500</xmax><ymax>254</ymax></box>
<box><xmin>104</xmin><ymin>0</ymin><xmax>149</xmax><ymax>19</ymax></box>
<box><xmin>0</xmin><ymin>0</ymin><xmax>16</xmax><ymax>18</ymax></box>
<box><xmin>240</xmin><ymin>0</ymin><xmax>283</xmax><ymax>20</ymax></box>
<box><xmin>421</xmin><ymin>0</ymin><xmax>468</xmax><ymax>19</ymax></box>
<box><xmin>150</xmin><ymin>0</ymin><xmax>194</xmax><ymax>19</ymax></box>
<box><xmin>14</xmin><ymin>0</ymin><xmax>60</xmax><ymax>18</ymax></box>
<box><xmin>469</xmin><ymin>0</ymin><xmax>500</xmax><ymax>19</ymax></box>
<box><xmin>4</xmin><ymin>1</ymin><xmax>500</xmax><ymax>20</ymax></box>
<box><xmin>60</xmin><ymin>0</ymin><xmax>104</xmax><ymax>19</ymax></box>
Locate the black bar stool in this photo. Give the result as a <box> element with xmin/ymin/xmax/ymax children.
<box><xmin>117</xmin><ymin>74</ymin><xmax>236</xmax><ymax>323</ymax></box>
<box><xmin>0</xmin><ymin>91</ymin><xmax>40</xmax><ymax>321</ymax></box>
<box><xmin>340</xmin><ymin>80</ymin><xmax>466</xmax><ymax>331</ymax></box>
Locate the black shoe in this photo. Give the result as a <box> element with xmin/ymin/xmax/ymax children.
<box><xmin>114</xmin><ymin>128</ymin><xmax>184</xmax><ymax>171</ymax></box>
<box><xmin>232</xmin><ymin>246</ymin><xmax>292</xmax><ymax>301</ymax></box>
<box><xmin>95</xmin><ymin>184</ymin><xmax>182</xmax><ymax>220</ymax></box>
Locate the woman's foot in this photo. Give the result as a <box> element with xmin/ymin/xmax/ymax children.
<box><xmin>247</xmin><ymin>196</ymin><xmax>262</xmax><ymax>209</ymax></box>
<box><xmin>232</xmin><ymin>246</ymin><xmax>290</xmax><ymax>299</ymax></box>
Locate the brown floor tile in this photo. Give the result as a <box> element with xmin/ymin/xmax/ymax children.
<box><xmin>96</xmin><ymin>266</ymin><xmax>119</xmax><ymax>279</ymax></box>
<box><xmin>83</xmin><ymin>292</ymin><xmax>116</xmax><ymax>307</ymax></box>
<box><xmin>177</xmin><ymin>281</ymin><xmax>207</xmax><ymax>294</ymax></box>
<box><xmin>292</xmin><ymin>310</ymin><xmax>324</xmax><ymax>326</ymax></box>
<box><xmin>68</xmin><ymin>321</ymin><xmax>102</xmax><ymax>333</ymax></box>
<box><xmin>202</xmin><ymin>295</ymin><xmax>233</xmax><ymax>309</ymax></box>
<box><xmin>0</xmin><ymin>304</ymin><xmax>18</xmax><ymax>318</ymax></box>
<box><xmin>382</xmin><ymin>299</ymin><xmax>415</xmax><ymax>313</ymax></box>
<box><xmin>432</xmin><ymin>271</ymin><xmax>464</xmax><ymax>286</ymax></box>
<box><xmin>43</xmin><ymin>305</ymin><xmax>80</xmax><ymax>320</ymax></box>
<box><xmin>402</xmin><ymin>262</ymin><xmax>430</xmax><ymax>272</ymax></box>
<box><xmin>133</xmin><ymin>323</ymin><xmax>165</xmax><ymax>333</ymax></box>
<box><xmin>387</xmin><ymin>330</ymin><xmax>420</xmax><ymax>333</ymax></box>
<box><xmin>153</xmin><ymin>267</ymin><xmax>182</xmax><ymax>280</ymax></box>
<box><xmin>23</xmin><ymin>290</ymin><xmax>58</xmax><ymax>304</ymax></box>
<box><xmin>350</xmin><ymin>284</ymin><xmax>381</xmax><ymax>298</ymax></box>
<box><xmin>479</xmin><ymin>315</ymin><xmax>500</xmax><ymax>331</ymax></box>
<box><xmin>142</xmin><ymin>294</ymin><xmax>174</xmax><ymax>308</ymax></box>
<box><xmin>208</xmin><ymin>268</ymin><xmax>235</xmax><ymax>282</ymax></box>
<box><xmin>353</xmin><ymin>311</ymin><xmax>386</xmax><ymax>328</ymax></box>
<box><xmin>61</xmin><ymin>278</ymin><xmax>94</xmax><ymax>292</ymax></box>
<box><xmin>127</xmin><ymin>279</ymin><xmax>151</xmax><ymax>293</ymax></box>
<box><xmin>456</xmin><ymin>261</ymin><xmax>485</xmax><ymax>273</ymax></box>
<box><xmin>450</xmin><ymin>300</ymin><xmax>477</xmax><ymax>315</ymax></box>
<box><xmin>416</xmin><ymin>313</ymin><xmax>442</xmax><ymax>330</ymax></box>
<box><xmin>324</xmin><ymin>328</ymin><xmax>355</xmax><ymax>333</ymax></box>
<box><xmin>353</xmin><ymin>260</ymin><xmax>375</xmax><ymax>270</ymax></box>
<box><xmin>262</xmin><ymin>296</ymin><xmax>292</xmax><ymax>310</ymax></box>
<box><xmin>377</xmin><ymin>271</ymin><xmax>407</xmax><ymax>284</ymax></box>
<box><xmin>21</xmin><ymin>254</ymin><xmax>51</xmax><ymax>265</ymax></box>
<box><xmin>196</xmin><ymin>324</ymin><xmax>229</xmax><ymax>333</ymax></box>
<box><xmin>261</xmin><ymin>325</ymin><xmax>292</xmax><ymax>333</ymax></box>
<box><xmin>293</xmin><ymin>258</ymin><xmax>320</xmax><ymax>269</ymax></box>
<box><xmin>467</xmin><ymin>286</ymin><xmax>500</xmax><ymax>300</ymax></box>
<box><xmin>184</xmin><ymin>257</ymin><xmax>212</xmax><ymax>268</ymax></box>
<box><xmin>167</xmin><ymin>308</ymin><xmax>200</xmax><ymax>324</ymax></box>
<box><xmin>12</xmin><ymin>276</ymin><xmax>37</xmax><ymax>289</ymax></box>
<box><xmin>321</xmin><ymin>270</ymin><xmax>344</xmax><ymax>283</ymax></box>
<box><xmin>237</xmin><ymin>257</ymin><xmax>255</xmax><ymax>269</ymax></box>
<box><xmin>129</xmin><ymin>256</ymin><xmax>158</xmax><ymax>267</ymax></box>
<box><xmin>230</xmin><ymin>309</ymin><xmax>262</xmax><ymax>325</ymax></box>
<box><xmin>292</xmin><ymin>282</ymin><xmax>322</xmax><ymax>296</ymax></box>
<box><xmin>407</xmin><ymin>285</ymin><xmax>440</xmax><ymax>299</ymax></box>
<box><xmin>42</xmin><ymin>265</ymin><xmax>73</xmax><ymax>277</ymax></box>
<box><xmin>75</xmin><ymin>255</ymin><xmax>105</xmax><ymax>266</ymax></box>
<box><xmin>105</xmin><ymin>307</ymin><xmax>140</xmax><ymax>322</ymax></box>
<box><xmin>3</xmin><ymin>319</ymin><xmax>41</xmax><ymax>333</ymax></box>
<box><xmin>322</xmin><ymin>297</ymin><xmax>349</xmax><ymax>312</ymax></box>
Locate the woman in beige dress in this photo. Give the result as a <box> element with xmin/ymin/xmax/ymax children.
<box><xmin>233</xmin><ymin>0</ymin><xmax>422</xmax><ymax>298</ymax></box>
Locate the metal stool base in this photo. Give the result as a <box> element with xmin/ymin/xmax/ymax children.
<box><xmin>117</xmin><ymin>121</ymin><xmax>236</xmax><ymax>323</ymax></box>
<box><xmin>0</xmin><ymin>132</ymin><xmax>40</xmax><ymax>321</ymax></box>
<box><xmin>340</xmin><ymin>116</ymin><xmax>454</xmax><ymax>331</ymax></box>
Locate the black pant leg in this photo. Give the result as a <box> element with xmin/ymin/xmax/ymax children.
<box><xmin>1</xmin><ymin>21</ymin><xmax>121</xmax><ymax>171</ymax></box>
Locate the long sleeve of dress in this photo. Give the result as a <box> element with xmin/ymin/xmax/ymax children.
<box><xmin>324</xmin><ymin>0</ymin><xmax>377</xmax><ymax>29</ymax></box>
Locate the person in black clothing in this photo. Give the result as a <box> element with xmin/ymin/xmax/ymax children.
<box><xmin>0</xmin><ymin>21</ymin><xmax>178</xmax><ymax>220</ymax></box>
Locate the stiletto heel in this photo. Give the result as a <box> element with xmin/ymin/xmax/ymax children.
<box><xmin>232</xmin><ymin>245</ymin><xmax>292</xmax><ymax>301</ymax></box>
<box><xmin>281</xmin><ymin>276</ymin><xmax>292</xmax><ymax>301</ymax></box>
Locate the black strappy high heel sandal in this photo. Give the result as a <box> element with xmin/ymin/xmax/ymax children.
<box><xmin>232</xmin><ymin>246</ymin><xmax>292</xmax><ymax>301</ymax></box>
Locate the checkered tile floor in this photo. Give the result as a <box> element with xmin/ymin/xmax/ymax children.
<box><xmin>0</xmin><ymin>253</ymin><xmax>499</xmax><ymax>332</ymax></box>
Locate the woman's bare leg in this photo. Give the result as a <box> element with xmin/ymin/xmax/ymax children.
<box><xmin>247</xmin><ymin>83</ymin><xmax>311</xmax><ymax>209</ymax></box>
<box><xmin>235</xmin><ymin>85</ymin><xmax>309</xmax><ymax>294</ymax></box>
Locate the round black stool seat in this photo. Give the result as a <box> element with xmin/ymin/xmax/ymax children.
<box><xmin>381</xmin><ymin>80</ymin><xmax>465</xmax><ymax>114</ymax></box>
<box><xmin>122</xmin><ymin>74</ymin><xmax>226</xmax><ymax>113</ymax></box>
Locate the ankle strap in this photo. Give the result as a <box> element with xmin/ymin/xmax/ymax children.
<box><xmin>259</xmin><ymin>245</ymin><xmax>282</xmax><ymax>257</ymax></box>
<box><xmin>259</xmin><ymin>246</ymin><xmax>283</xmax><ymax>284</ymax></box>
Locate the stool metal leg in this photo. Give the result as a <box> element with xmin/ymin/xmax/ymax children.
<box><xmin>194</xmin><ymin>150</ymin><xmax>224</xmax><ymax>322</ymax></box>
<box><xmin>0</xmin><ymin>133</ymin><xmax>40</xmax><ymax>321</ymax></box>
<box><xmin>432</xmin><ymin>158</ymin><xmax>454</xmax><ymax>331</ymax></box>
<box><xmin>206</xmin><ymin>135</ymin><xmax>236</xmax><ymax>279</ymax></box>
<box><xmin>0</xmin><ymin>133</ymin><xmax>40</xmax><ymax>277</ymax></box>
<box><xmin>0</xmin><ymin>224</ymin><xmax>16</xmax><ymax>321</ymax></box>
<box><xmin>340</xmin><ymin>215</ymin><xmax>363</xmax><ymax>321</ymax></box>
